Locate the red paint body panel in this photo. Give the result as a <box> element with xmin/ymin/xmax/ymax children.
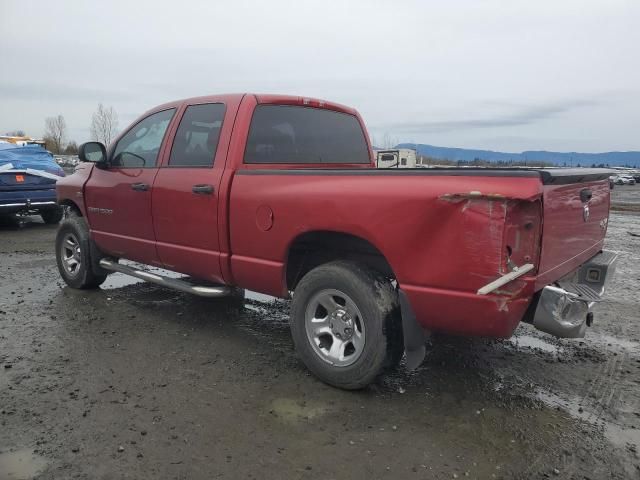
<box><xmin>402</xmin><ymin>281</ymin><xmax>535</xmax><ymax>337</ymax></box>
<box><xmin>55</xmin><ymin>163</ymin><xmax>92</xmax><ymax>216</ymax></box>
<box><xmin>228</xmin><ymin>173</ymin><xmax>545</xmax><ymax>334</ymax></box>
<box><xmin>228</xmin><ymin>174</ymin><xmax>543</xmax><ymax>292</ymax></box>
<box><xmin>84</xmin><ymin>167</ymin><xmax>161</xmax><ymax>265</ymax></box>
<box><xmin>56</xmin><ymin>92</ymin><xmax>613</xmax><ymax>339</ymax></box>
<box><xmin>535</xmin><ymin>180</ymin><xmax>610</xmax><ymax>289</ymax></box>
<box><xmin>151</xmin><ymin>95</ymin><xmax>243</xmax><ymax>282</ymax></box>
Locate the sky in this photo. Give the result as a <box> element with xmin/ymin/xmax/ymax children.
<box><xmin>1</xmin><ymin>0</ymin><xmax>639</xmax><ymax>153</ymax></box>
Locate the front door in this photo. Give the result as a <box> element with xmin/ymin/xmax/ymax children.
<box><xmin>85</xmin><ymin>108</ymin><xmax>176</xmax><ymax>265</ymax></box>
<box><xmin>151</xmin><ymin>103</ymin><xmax>228</xmax><ymax>283</ymax></box>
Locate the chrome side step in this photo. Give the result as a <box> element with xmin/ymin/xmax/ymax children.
<box><xmin>99</xmin><ymin>259</ymin><xmax>232</xmax><ymax>298</ymax></box>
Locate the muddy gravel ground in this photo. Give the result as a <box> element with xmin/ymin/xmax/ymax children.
<box><xmin>611</xmin><ymin>183</ymin><xmax>640</xmax><ymax>213</ymax></box>
<box><xmin>1</xmin><ymin>207</ymin><xmax>639</xmax><ymax>479</ymax></box>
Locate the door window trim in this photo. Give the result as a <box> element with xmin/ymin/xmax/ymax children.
<box><xmin>108</xmin><ymin>107</ymin><xmax>177</xmax><ymax>169</ymax></box>
<box><xmin>164</xmin><ymin>102</ymin><xmax>227</xmax><ymax>169</ymax></box>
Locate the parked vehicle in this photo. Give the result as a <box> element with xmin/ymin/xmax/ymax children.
<box><xmin>614</xmin><ymin>175</ymin><xmax>636</xmax><ymax>185</ymax></box>
<box><xmin>55</xmin><ymin>93</ymin><xmax>618</xmax><ymax>389</ymax></box>
<box><xmin>0</xmin><ymin>143</ymin><xmax>65</xmax><ymax>223</ymax></box>
<box><xmin>375</xmin><ymin>148</ymin><xmax>417</xmax><ymax>168</ymax></box>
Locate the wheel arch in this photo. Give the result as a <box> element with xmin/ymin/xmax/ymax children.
<box><xmin>58</xmin><ymin>199</ymin><xmax>83</xmax><ymax>217</ymax></box>
<box><xmin>284</xmin><ymin>230</ymin><xmax>396</xmax><ymax>291</ymax></box>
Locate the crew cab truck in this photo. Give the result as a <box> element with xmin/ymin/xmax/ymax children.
<box><xmin>55</xmin><ymin>93</ymin><xmax>617</xmax><ymax>389</ymax></box>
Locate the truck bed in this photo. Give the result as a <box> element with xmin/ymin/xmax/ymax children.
<box><xmin>229</xmin><ymin>166</ymin><xmax>612</xmax><ymax>337</ymax></box>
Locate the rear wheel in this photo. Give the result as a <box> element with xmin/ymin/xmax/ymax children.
<box><xmin>41</xmin><ymin>207</ymin><xmax>63</xmax><ymax>224</ymax></box>
<box><xmin>55</xmin><ymin>214</ymin><xmax>107</xmax><ymax>289</ymax></box>
<box><xmin>290</xmin><ymin>261</ymin><xmax>402</xmax><ymax>390</ymax></box>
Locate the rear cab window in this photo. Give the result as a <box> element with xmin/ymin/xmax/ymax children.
<box><xmin>244</xmin><ymin>105</ymin><xmax>370</xmax><ymax>164</ymax></box>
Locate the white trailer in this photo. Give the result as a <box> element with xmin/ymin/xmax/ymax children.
<box><xmin>375</xmin><ymin>148</ymin><xmax>417</xmax><ymax>168</ymax></box>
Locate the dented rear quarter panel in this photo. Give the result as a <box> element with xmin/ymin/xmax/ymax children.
<box><xmin>229</xmin><ymin>171</ymin><xmax>545</xmax><ymax>336</ymax></box>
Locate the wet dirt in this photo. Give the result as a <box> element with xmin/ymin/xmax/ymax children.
<box><xmin>1</xmin><ymin>211</ymin><xmax>639</xmax><ymax>479</ymax></box>
<box><xmin>0</xmin><ymin>448</ymin><xmax>48</xmax><ymax>479</ymax></box>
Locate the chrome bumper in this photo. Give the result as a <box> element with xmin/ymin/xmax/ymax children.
<box><xmin>0</xmin><ymin>201</ymin><xmax>58</xmax><ymax>209</ymax></box>
<box><xmin>530</xmin><ymin>250</ymin><xmax>618</xmax><ymax>338</ymax></box>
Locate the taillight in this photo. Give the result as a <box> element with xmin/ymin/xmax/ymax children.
<box><xmin>503</xmin><ymin>200</ymin><xmax>542</xmax><ymax>273</ymax></box>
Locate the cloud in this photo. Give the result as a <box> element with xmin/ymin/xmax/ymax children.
<box><xmin>0</xmin><ymin>83</ymin><xmax>135</xmax><ymax>103</ymax></box>
<box><xmin>381</xmin><ymin>99</ymin><xmax>599</xmax><ymax>134</ymax></box>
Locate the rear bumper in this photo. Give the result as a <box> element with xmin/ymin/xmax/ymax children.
<box><xmin>527</xmin><ymin>250</ymin><xmax>618</xmax><ymax>338</ymax></box>
<box><xmin>0</xmin><ymin>189</ymin><xmax>58</xmax><ymax>213</ymax></box>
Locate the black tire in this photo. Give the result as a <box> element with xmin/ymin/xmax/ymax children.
<box><xmin>289</xmin><ymin>260</ymin><xmax>403</xmax><ymax>390</ymax></box>
<box><xmin>55</xmin><ymin>214</ymin><xmax>107</xmax><ymax>289</ymax></box>
<box><xmin>41</xmin><ymin>207</ymin><xmax>64</xmax><ymax>224</ymax></box>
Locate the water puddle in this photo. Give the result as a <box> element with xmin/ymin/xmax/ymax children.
<box><xmin>0</xmin><ymin>448</ymin><xmax>48</xmax><ymax>479</ymax></box>
<box><xmin>508</xmin><ymin>334</ymin><xmax>560</xmax><ymax>354</ymax></box>
<box><xmin>269</xmin><ymin>398</ymin><xmax>327</xmax><ymax>423</ymax></box>
<box><xmin>100</xmin><ymin>272</ymin><xmax>143</xmax><ymax>289</ymax></box>
<box><xmin>535</xmin><ymin>389</ymin><xmax>640</xmax><ymax>450</ymax></box>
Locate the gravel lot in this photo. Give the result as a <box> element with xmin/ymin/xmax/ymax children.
<box><xmin>1</xmin><ymin>188</ymin><xmax>639</xmax><ymax>479</ymax></box>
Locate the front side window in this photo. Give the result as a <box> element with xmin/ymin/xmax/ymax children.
<box><xmin>244</xmin><ymin>105</ymin><xmax>370</xmax><ymax>164</ymax></box>
<box><xmin>169</xmin><ymin>103</ymin><xmax>225</xmax><ymax>167</ymax></box>
<box><xmin>111</xmin><ymin>109</ymin><xmax>175</xmax><ymax>168</ymax></box>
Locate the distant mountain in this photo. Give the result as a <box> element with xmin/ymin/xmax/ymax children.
<box><xmin>395</xmin><ymin>143</ymin><xmax>640</xmax><ymax>167</ymax></box>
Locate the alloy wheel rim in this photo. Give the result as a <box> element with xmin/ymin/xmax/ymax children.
<box><xmin>304</xmin><ymin>289</ymin><xmax>366</xmax><ymax>367</ymax></box>
<box><xmin>61</xmin><ymin>233</ymin><xmax>82</xmax><ymax>277</ymax></box>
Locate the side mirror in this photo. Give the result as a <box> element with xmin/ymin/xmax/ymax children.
<box><xmin>78</xmin><ymin>142</ymin><xmax>107</xmax><ymax>164</ymax></box>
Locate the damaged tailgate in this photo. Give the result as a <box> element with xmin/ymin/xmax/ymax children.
<box><xmin>535</xmin><ymin>169</ymin><xmax>613</xmax><ymax>288</ymax></box>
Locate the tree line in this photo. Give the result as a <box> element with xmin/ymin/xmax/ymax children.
<box><xmin>4</xmin><ymin>104</ymin><xmax>119</xmax><ymax>155</ymax></box>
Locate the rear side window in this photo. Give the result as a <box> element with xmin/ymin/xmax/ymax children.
<box><xmin>169</xmin><ymin>103</ymin><xmax>225</xmax><ymax>167</ymax></box>
<box><xmin>244</xmin><ymin>105</ymin><xmax>370</xmax><ymax>164</ymax></box>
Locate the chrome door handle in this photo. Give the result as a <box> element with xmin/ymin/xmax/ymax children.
<box><xmin>192</xmin><ymin>184</ymin><xmax>214</xmax><ymax>195</ymax></box>
<box><xmin>131</xmin><ymin>183</ymin><xmax>149</xmax><ymax>191</ymax></box>
<box><xmin>580</xmin><ymin>188</ymin><xmax>592</xmax><ymax>203</ymax></box>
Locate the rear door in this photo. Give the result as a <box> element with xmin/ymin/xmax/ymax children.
<box><xmin>84</xmin><ymin>108</ymin><xmax>176</xmax><ymax>265</ymax></box>
<box><xmin>536</xmin><ymin>171</ymin><xmax>612</xmax><ymax>287</ymax></box>
<box><xmin>151</xmin><ymin>101</ymin><xmax>234</xmax><ymax>283</ymax></box>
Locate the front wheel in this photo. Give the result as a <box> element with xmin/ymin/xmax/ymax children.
<box><xmin>55</xmin><ymin>215</ymin><xmax>107</xmax><ymax>289</ymax></box>
<box><xmin>289</xmin><ymin>261</ymin><xmax>403</xmax><ymax>390</ymax></box>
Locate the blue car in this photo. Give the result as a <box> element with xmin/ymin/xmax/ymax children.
<box><xmin>0</xmin><ymin>143</ymin><xmax>66</xmax><ymax>223</ymax></box>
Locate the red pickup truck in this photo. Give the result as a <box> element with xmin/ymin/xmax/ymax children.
<box><xmin>55</xmin><ymin>93</ymin><xmax>617</xmax><ymax>389</ymax></box>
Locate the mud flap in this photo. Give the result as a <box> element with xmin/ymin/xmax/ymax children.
<box><xmin>398</xmin><ymin>289</ymin><xmax>426</xmax><ymax>370</ymax></box>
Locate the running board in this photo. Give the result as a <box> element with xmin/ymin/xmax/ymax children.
<box><xmin>98</xmin><ymin>259</ymin><xmax>232</xmax><ymax>298</ymax></box>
